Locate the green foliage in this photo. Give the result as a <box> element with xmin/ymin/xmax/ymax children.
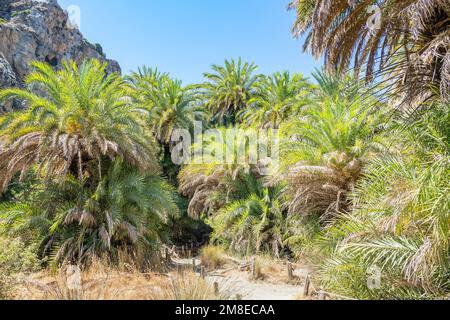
<box><xmin>289</xmin><ymin>0</ymin><xmax>450</xmax><ymax>107</ymax></box>
<box><xmin>0</xmin><ymin>59</ymin><xmax>160</xmax><ymax>192</ymax></box>
<box><xmin>200</xmin><ymin>245</ymin><xmax>227</xmax><ymax>269</ymax></box>
<box><xmin>278</xmin><ymin>71</ymin><xmax>386</xmax><ymax>217</ymax></box>
<box><xmin>127</xmin><ymin>67</ymin><xmax>208</xmax><ymax>183</ymax></box>
<box><xmin>316</xmin><ymin>105</ymin><xmax>450</xmax><ymax>299</ymax></box>
<box><xmin>0</xmin><ymin>161</ymin><xmax>178</xmax><ymax>266</ymax></box>
<box><xmin>11</xmin><ymin>10</ymin><xmax>31</xmax><ymax>18</ymax></box>
<box><xmin>240</xmin><ymin>71</ymin><xmax>314</xmax><ymax>128</ymax></box>
<box><xmin>198</xmin><ymin>58</ymin><xmax>264</xmax><ymax>126</ymax></box>
<box><xmin>128</xmin><ymin>67</ymin><xmax>207</xmax><ymax>145</ymax></box>
<box><xmin>0</xmin><ymin>44</ymin><xmax>446</xmax><ymax>302</ymax></box>
<box><xmin>210</xmin><ymin>185</ymin><xmax>284</xmax><ymax>256</ymax></box>
<box><xmin>0</xmin><ymin>237</ymin><xmax>40</xmax><ymax>274</ymax></box>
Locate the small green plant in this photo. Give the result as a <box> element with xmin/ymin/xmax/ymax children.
<box><xmin>11</xmin><ymin>10</ymin><xmax>32</xmax><ymax>18</ymax></box>
<box><xmin>0</xmin><ymin>237</ymin><xmax>40</xmax><ymax>275</ymax></box>
<box><xmin>0</xmin><ymin>18</ymin><xmax>7</xmax><ymax>25</ymax></box>
<box><xmin>0</xmin><ymin>237</ymin><xmax>41</xmax><ymax>299</ymax></box>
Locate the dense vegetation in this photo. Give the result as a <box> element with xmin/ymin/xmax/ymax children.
<box><xmin>0</xmin><ymin>0</ymin><xmax>448</xmax><ymax>300</ymax></box>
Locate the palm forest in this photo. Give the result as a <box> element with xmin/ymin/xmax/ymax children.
<box><xmin>0</xmin><ymin>0</ymin><xmax>449</xmax><ymax>300</ymax></box>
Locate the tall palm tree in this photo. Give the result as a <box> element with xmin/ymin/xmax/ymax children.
<box><xmin>126</xmin><ymin>66</ymin><xmax>169</xmax><ymax>96</ymax></box>
<box><xmin>128</xmin><ymin>71</ymin><xmax>207</xmax><ymax>181</ymax></box>
<box><xmin>240</xmin><ymin>71</ymin><xmax>314</xmax><ymax>128</ymax></box>
<box><xmin>198</xmin><ymin>58</ymin><xmax>264</xmax><ymax>126</ymax></box>
<box><xmin>278</xmin><ymin>71</ymin><xmax>386</xmax><ymax>219</ymax></box>
<box><xmin>211</xmin><ymin>185</ymin><xmax>284</xmax><ymax>256</ymax></box>
<box><xmin>289</xmin><ymin>0</ymin><xmax>450</xmax><ymax>109</ymax></box>
<box><xmin>318</xmin><ymin>104</ymin><xmax>450</xmax><ymax>298</ymax></box>
<box><xmin>0</xmin><ymin>59</ymin><xmax>159</xmax><ymax>192</ymax></box>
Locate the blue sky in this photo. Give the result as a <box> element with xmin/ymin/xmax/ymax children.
<box><xmin>58</xmin><ymin>0</ymin><xmax>321</xmax><ymax>84</ymax></box>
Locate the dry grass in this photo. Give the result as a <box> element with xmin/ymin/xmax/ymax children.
<box><xmin>147</xmin><ymin>272</ymin><xmax>232</xmax><ymax>300</ymax></box>
<box><xmin>245</xmin><ymin>255</ymin><xmax>310</xmax><ymax>285</ymax></box>
<box><xmin>199</xmin><ymin>245</ymin><xmax>227</xmax><ymax>270</ymax></box>
<box><xmin>249</xmin><ymin>256</ymin><xmax>284</xmax><ymax>282</ymax></box>
<box><xmin>11</xmin><ymin>259</ymin><xmax>232</xmax><ymax>300</ymax></box>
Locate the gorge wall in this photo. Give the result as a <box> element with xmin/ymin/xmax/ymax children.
<box><xmin>0</xmin><ymin>0</ymin><xmax>120</xmax><ymax>111</ymax></box>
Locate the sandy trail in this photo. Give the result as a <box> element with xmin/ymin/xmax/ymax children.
<box><xmin>173</xmin><ymin>258</ymin><xmax>311</xmax><ymax>301</ymax></box>
<box><xmin>208</xmin><ymin>274</ymin><xmax>304</xmax><ymax>300</ymax></box>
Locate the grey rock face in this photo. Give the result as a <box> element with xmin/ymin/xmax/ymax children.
<box><xmin>0</xmin><ymin>57</ymin><xmax>18</xmax><ymax>112</ymax></box>
<box><xmin>0</xmin><ymin>57</ymin><xmax>16</xmax><ymax>88</ymax></box>
<box><xmin>0</xmin><ymin>0</ymin><xmax>121</xmax><ymax>104</ymax></box>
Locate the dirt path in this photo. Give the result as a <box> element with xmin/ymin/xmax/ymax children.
<box><xmin>207</xmin><ymin>274</ymin><xmax>304</xmax><ymax>300</ymax></box>
<box><xmin>173</xmin><ymin>258</ymin><xmax>311</xmax><ymax>301</ymax></box>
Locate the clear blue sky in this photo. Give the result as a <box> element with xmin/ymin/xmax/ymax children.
<box><xmin>58</xmin><ymin>0</ymin><xmax>320</xmax><ymax>84</ymax></box>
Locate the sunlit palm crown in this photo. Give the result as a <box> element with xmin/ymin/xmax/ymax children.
<box><xmin>178</xmin><ymin>127</ymin><xmax>271</xmax><ymax>218</ymax></box>
<box><xmin>0</xmin><ymin>60</ymin><xmax>159</xmax><ymax>191</ymax></box>
<box><xmin>199</xmin><ymin>58</ymin><xmax>264</xmax><ymax>125</ymax></box>
<box><xmin>240</xmin><ymin>71</ymin><xmax>314</xmax><ymax>129</ymax></box>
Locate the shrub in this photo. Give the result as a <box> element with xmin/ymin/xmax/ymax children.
<box><xmin>200</xmin><ymin>245</ymin><xmax>227</xmax><ymax>270</ymax></box>
<box><xmin>0</xmin><ymin>237</ymin><xmax>40</xmax><ymax>274</ymax></box>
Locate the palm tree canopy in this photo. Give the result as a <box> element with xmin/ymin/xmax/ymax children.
<box><xmin>240</xmin><ymin>71</ymin><xmax>314</xmax><ymax>128</ymax></box>
<box><xmin>319</xmin><ymin>104</ymin><xmax>450</xmax><ymax>297</ymax></box>
<box><xmin>0</xmin><ymin>161</ymin><xmax>179</xmax><ymax>264</ymax></box>
<box><xmin>289</xmin><ymin>0</ymin><xmax>450</xmax><ymax>107</ymax></box>
<box><xmin>178</xmin><ymin>126</ymin><xmax>273</xmax><ymax>218</ymax></box>
<box><xmin>129</xmin><ymin>74</ymin><xmax>207</xmax><ymax>144</ymax></box>
<box><xmin>0</xmin><ymin>59</ymin><xmax>159</xmax><ymax>192</ymax></box>
<box><xmin>198</xmin><ymin>58</ymin><xmax>264</xmax><ymax>126</ymax></box>
<box><xmin>278</xmin><ymin>71</ymin><xmax>386</xmax><ymax>217</ymax></box>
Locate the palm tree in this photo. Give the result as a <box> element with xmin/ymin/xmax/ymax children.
<box><xmin>240</xmin><ymin>71</ymin><xmax>314</xmax><ymax>128</ymax></box>
<box><xmin>198</xmin><ymin>58</ymin><xmax>264</xmax><ymax>126</ymax></box>
<box><xmin>318</xmin><ymin>104</ymin><xmax>450</xmax><ymax>298</ymax></box>
<box><xmin>211</xmin><ymin>185</ymin><xmax>284</xmax><ymax>256</ymax></box>
<box><xmin>128</xmin><ymin>71</ymin><xmax>207</xmax><ymax>181</ymax></box>
<box><xmin>0</xmin><ymin>59</ymin><xmax>159</xmax><ymax>192</ymax></box>
<box><xmin>278</xmin><ymin>71</ymin><xmax>385</xmax><ymax>219</ymax></box>
<box><xmin>289</xmin><ymin>0</ymin><xmax>450</xmax><ymax>109</ymax></box>
<box><xmin>178</xmin><ymin>127</ymin><xmax>271</xmax><ymax>218</ymax></box>
<box><xmin>138</xmin><ymin>78</ymin><xmax>206</xmax><ymax>145</ymax></box>
<box><xmin>127</xmin><ymin>66</ymin><xmax>169</xmax><ymax>92</ymax></box>
<box><xmin>0</xmin><ymin>161</ymin><xmax>178</xmax><ymax>265</ymax></box>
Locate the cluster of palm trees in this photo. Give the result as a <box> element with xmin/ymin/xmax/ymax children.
<box><xmin>0</xmin><ymin>0</ymin><xmax>448</xmax><ymax>299</ymax></box>
<box><xmin>0</xmin><ymin>61</ymin><xmax>177</xmax><ymax>265</ymax></box>
<box><xmin>287</xmin><ymin>0</ymin><xmax>450</xmax><ymax>299</ymax></box>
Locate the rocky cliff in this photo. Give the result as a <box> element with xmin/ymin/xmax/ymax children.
<box><xmin>0</xmin><ymin>0</ymin><xmax>120</xmax><ymax>111</ymax></box>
